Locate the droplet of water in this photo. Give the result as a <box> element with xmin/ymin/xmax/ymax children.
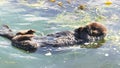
<box><xmin>45</xmin><ymin>52</ymin><xmax>52</xmax><ymax>56</ymax></box>
<box><xmin>58</xmin><ymin>47</ymin><xmax>62</xmax><ymax>49</ymax></box>
<box><xmin>64</xmin><ymin>61</ymin><xmax>66</xmax><ymax>63</ymax></box>
<box><xmin>105</xmin><ymin>53</ymin><xmax>109</xmax><ymax>56</ymax></box>
<box><xmin>113</xmin><ymin>48</ymin><xmax>117</xmax><ymax>50</ymax></box>
<box><xmin>116</xmin><ymin>51</ymin><xmax>119</xmax><ymax>53</ymax></box>
<box><xmin>84</xmin><ymin>43</ymin><xmax>90</xmax><ymax>45</ymax></box>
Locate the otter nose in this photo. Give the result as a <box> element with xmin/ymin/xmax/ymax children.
<box><xmin>92</xmin><ymin>30</ymin><xmax>98</xmax><ymax>34</ymax></box>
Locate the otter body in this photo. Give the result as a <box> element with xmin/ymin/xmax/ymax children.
<box><xmin>33</xmin><ymin>31</ymin><xmax>83</xmax><ymax>47</ymax></box>
<box><xmin>0</xmin><ymin>22</ymin><xmax>107</xmax><ymax>52</ymax></box>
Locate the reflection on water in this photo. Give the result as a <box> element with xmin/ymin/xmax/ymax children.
<box><xmin>0</xmin><ymin>0</ymin><xmax>120</xmax><ymax>68</ymax></box>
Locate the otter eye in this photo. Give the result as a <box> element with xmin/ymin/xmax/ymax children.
<box><xmin>92</xmin><ymin>27</ymin><xmax>97</xmax><ymax>30</ymax></box>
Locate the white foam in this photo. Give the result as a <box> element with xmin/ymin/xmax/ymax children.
<box><xmin>11</xmin><ymin>8</ymin><xmax>26</xmax><ymax>12</ymax></box>
<box><xmin>0</xmin><ymin>42</ymin><xmax>10</xmax><ymax>48</ymax></box>
<box><xmin>0</xmin><ymin>45</ymin><xmax>8</xmax><ymax>48</ymax></box>
<box><xmin>23</xmin><ymin>14</ymin><xmax>35</xmax><ymax>17</ymax></box>
<box><xmin>10</xmin><ymin>53</ymin><xmax>38</xmax><ymax>59</ymax></box>
<box><xmin>24</xmin><ymin>17</ymin><xmax>50</xmax><ymax>21</ymax></box>
<box><xmin>18</xmin><ymin>23</ymin><xmax>31</xmax><ymax>25</ymax></box>
<box><xmin>0</xmin><ymin>0</ymin><xmax>9</xmax><ymax>5</ymax></box>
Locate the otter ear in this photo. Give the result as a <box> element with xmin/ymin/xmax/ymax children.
<box><xmin>74</xmin><ymin>27</ymin><xmax>84</xmax><ymax>33</ymax></box>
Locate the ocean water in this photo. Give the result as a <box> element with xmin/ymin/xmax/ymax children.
<box><xmin>0</xmin><ymin>0</ymin><xmax>120</xmax><ymax>68</ymax></box>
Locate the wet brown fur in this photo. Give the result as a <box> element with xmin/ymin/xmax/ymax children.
<box><xmin>0</xmin><ymin>22</ymin><xmax>107</xmax><ymax>52</ymax></box>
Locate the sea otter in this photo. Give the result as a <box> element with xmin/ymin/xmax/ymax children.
<box><xmin>0</xmin><ymin>22</ymin><xmax>107</xmax><ymax>52</ymax></box>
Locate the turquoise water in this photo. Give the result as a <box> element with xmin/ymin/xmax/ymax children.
<box><xmin>0</xmin><ymin>0</ymin><xmax>120</xmax><ymax>68</ymax></box>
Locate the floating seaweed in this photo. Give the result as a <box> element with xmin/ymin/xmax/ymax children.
<box><xmin>66</xmin><ymin>0</ymin><xmax>71</xmax><ymax>4</ymax></box>
<box><xmin>49</xmin><ymin>0</ymin><xmax>56</xmax><ymax>3</ymax></box>
<box><xmin>104</xmin><ymin>0</ymin><xmax>112</xmax><ymax>6</ymax></box>
<box><xmin>57</xmin><ymin>2</ymin><xmax>63</xmax><ymax>7</ymax></box>
<box><xmin>77</xmin><ymin>4</ymin><xmax>86</xmax><ymax>10</ymax></box>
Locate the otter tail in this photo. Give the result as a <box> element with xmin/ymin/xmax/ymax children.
<box><xmin>0</xmin><ymin>25</ymin><xmax>14</xmax><ymax>40</ymax></box>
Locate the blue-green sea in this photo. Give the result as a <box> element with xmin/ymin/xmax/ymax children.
<box><xmin>0</xmin><ymin>0</ymin><xmax>120</xmax><ymax>68</ymax></box>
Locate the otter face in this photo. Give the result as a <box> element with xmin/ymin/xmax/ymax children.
<box><xmin>16</xmin><ymin>30</ymin><xmax>35</xmax><ymax>35</ymax></box>
<box><xmin>85</xmin><ymin>22</ymin><xmax>107</xmax><ymax>37</ymax></box>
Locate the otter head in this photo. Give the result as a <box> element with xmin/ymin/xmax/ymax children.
<box><xmin>16</xmin><ymin>29</ymin><xmax>36</xmax><ymax>35</ymax></box>
<box><xmin>85</xmin><ymin>22</ymin><xmax>107</xmax><ymax>37</ymax></box>
<box><xmin>74</xmin><ymin>22</ymin><xmax>107</xmax><ymax>41</ymax></box>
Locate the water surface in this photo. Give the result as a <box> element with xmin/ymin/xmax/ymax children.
<box><xmin>0</xmin><ymin>0</ymin><xmax>120</xmax><ymax>68</ymax></box>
